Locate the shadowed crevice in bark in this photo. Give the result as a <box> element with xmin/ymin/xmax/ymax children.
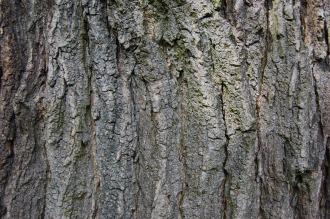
<box><xmin>255</xmin><ymin>0</ymin><xmax>272</xmax><ymax>217</ymax></box>
<box><xmin>220</xmin><ymin>81</ymin><xmax>230</xmax><ymax>219</ymax></box>
<box><xmin>0</xmin><ymin>114</ymin><xmax>15</xmax><ymax>217</ymax></box>
<box><xmin>320</xmin><ymin>138</ymin><xmax>330</xmax><ymax>218</ymax></box>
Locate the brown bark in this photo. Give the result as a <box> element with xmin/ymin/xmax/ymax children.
<box><xmin>0</xmin><ymin>0</ymin><xmax>330</xmax><ymax>218</ymax></box>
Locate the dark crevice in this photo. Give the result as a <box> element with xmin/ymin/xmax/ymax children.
<box><xmin>291</xmin><ymin>170</ymin><xmax>312</xmax><ymax>218</ymax></box>
<box><xmin>299</xmin><ymin>0</ymin><xmax>307</xmax><ymax>42</ymax></box>
<box><xmin>258</xmin><ymin>0</ymin><xmax>271</xmax><ymax>96</ymax></box>
<box><xmin>199</xmin><ymin>12</ymin><xmax>213</xmax><ymax>21</ymax></box>
<box><xmin>312</xmin><ymin>63</ymin><xmax>323</xmax><ymax>132</ymax></box>
<box><xmin>41</xmin><ymin>126</ymin><xmax>51</xmax><ymax>219</ymax></box>
<box><xmin>129</xmin><ymin>63</ymin><xmax>138</xmax><ymax>158</ymax></box>
<box><xmin>0</xmin><ymin>112</ymin><xmax>16</xmax><ymax>217</ymax></box>
<box><xmin>311</xmin><ymin>59</ymin><xmax>330</xmax><ymax>219</ymax></box>
<box><xmin>220</xmin><ymin>0</ymin><xmax>228</xmax><ymax>17</ymax></box>
<box><xmin>220</xmin><ymin>82</ymin><xmax>230</xmax><ymax>219</ymax></box>
<box><xmin>255</xmin><ymin>0</ymin><xmax>271</xmax><ymax>217</ymax></box>
<box><xmin>312</xmin><ymin>61</ymin><xmax>330</xmax><ymax>218</ymax></box>
<box><xmin>320</xmin><ymin>138</ymin><xmax>330</xmax><ymax>218</ymax></box>
<box><xmin>177</xmin><ymin>69</ymin><xmax>187</xmax><ymax>219</ymax></box>
<box><xmin>324</xmin><ymin>19</ymin><xmax>330</xmax><ymax>65</ymax></box>
<box><xmin>178</xmin><ymin>189</ymin><xmax>185</xmax><ymax>219</ymax></box>
<box><xmin>127</xmin><ymin>67</ymin><xmax>138</xmax><ymax>218</ymax></box>
<box><xmin>0</xmin><ymin>66</ymin><xmax>3</xmax><ymax>89</ymax></box>
<box><xmin>130</xmin><ymin>62</ymin><xmax>140</xmax><ymax>164</ymax></box>
<box><xmin>80</xmin><ymin>15</ymin><xmax>90</xmax><ymax>68</ymax></box>
<box><xmin>149</xmin><ymin>0</ymin><xmax>169</xmax><ymax>16</ymax></box>
<box><xmin>214</xmin><ymin>0</ymin><xmax>234</xmax><ymax>23</ymax></box>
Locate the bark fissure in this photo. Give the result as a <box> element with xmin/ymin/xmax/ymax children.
<box><xmin>320</xmin><ymin>138</ymin><xmax>330</xmax><ymax>218</ymax></box>
<box><xmin>255</xmin><ymin>0</ymin><xmax>271</xmax><ymax>217</ymax></box>
<box><xmin>220</xmin><ymin>81</ymin><xmax>230</xmax><ymax>219</ymax></box>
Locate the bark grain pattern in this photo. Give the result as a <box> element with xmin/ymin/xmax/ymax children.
<box><xmin>0</xmin><ymin>0</ymin><xmax>330</xmax><ymax>218</ymax></box>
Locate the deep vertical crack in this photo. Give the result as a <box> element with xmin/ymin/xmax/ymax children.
<box><xmin>255</xmin><ymin>0</ymin><xmax>271</xmax><ymax>217</ymax></box>
<box><xmin>177</xmin><ymin>69</ymin><xmax>187</xmax><ymax>219</ymax></box>
<box><xmin>220</xmin><ymin>82</ymin><xmax>230</xmax><ymax>219</ymax></box>
<box><xmin>324</xmin><ymin>19</ymin><xmax>330</xmax><ymax>65</ymax></box>
<box><xmin>312</xmin><ymin>63</ymin><xmax>329</xmax><ymax>217</ymax></box>
<box><xmin>320</xmin><ymin>138</ymin><xmax>330</xmax><ymax>218</ymax></box>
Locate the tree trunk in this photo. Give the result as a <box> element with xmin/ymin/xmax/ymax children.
<box><xmin>0</xmin><ymin>0</ymin><xmax>330</xmax><ymax>218</ymax></box>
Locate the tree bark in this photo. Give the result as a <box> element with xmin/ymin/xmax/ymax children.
<box><xmin>1</xmin><ymin>0</ymin><xmax>330</xmax><ymax>218</ymax></box>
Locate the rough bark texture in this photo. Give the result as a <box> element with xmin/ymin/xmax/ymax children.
<box><xmin>0</xmin><ymin>0</ymin><xmax>330</xmax><ymax>218</ymax></box>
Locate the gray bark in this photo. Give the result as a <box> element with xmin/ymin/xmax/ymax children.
<box><xmin>0</xmin><ymin>0</ymin><xmax>330</xmax><ymax>218</ymax></box>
